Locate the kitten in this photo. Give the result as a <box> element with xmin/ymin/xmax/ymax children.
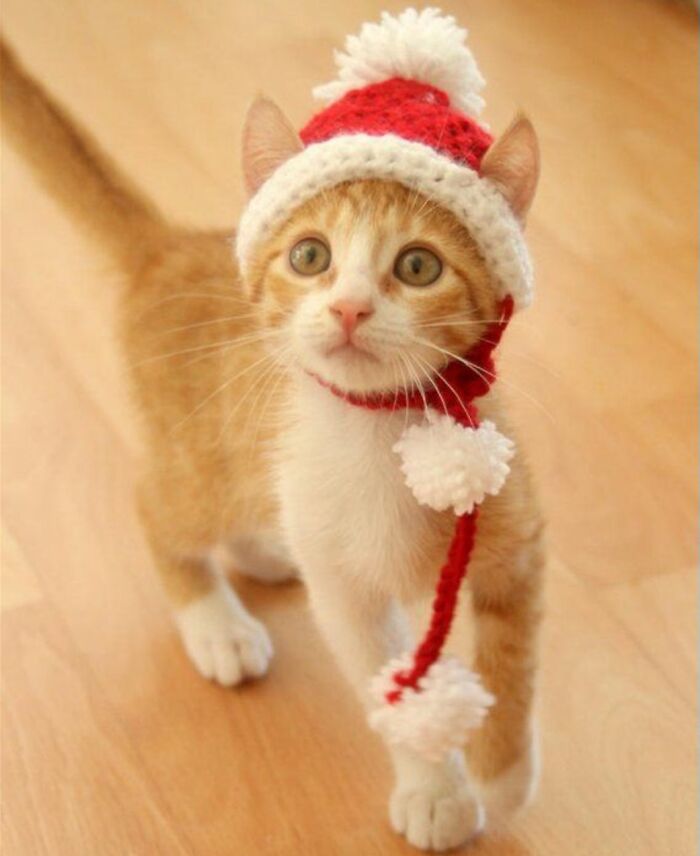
<box><xmin>2</xmin><ymin>26</ymin><xmax>544</xmax><ymax>852</ymax></box>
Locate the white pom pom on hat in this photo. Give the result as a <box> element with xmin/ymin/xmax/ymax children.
<box><xmin>313</xmin><ymin>7</ymin><xmax>486</xmax><ymax>117</ymax></box>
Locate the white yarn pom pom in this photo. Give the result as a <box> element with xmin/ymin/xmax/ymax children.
<box><xmin>368</xmin><ymin>654</ymin><xmax>495</xmax><ymax>761</ymax></box>
<box><xmin>313</xmin><ymin>8</ymin><xmax>485</xmax><ymax>116</ymax></box>
<box><xmin>393</xmin><ymin>413</ymin><xmax>515</xmax><ymax>515</ymax></box>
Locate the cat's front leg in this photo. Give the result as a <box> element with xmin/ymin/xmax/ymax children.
<box><xmin>390</xmin><ymin>747</ymin><xmax>483</xmax><ymax>851</ymax></box>
<box><xmin>303</xmin><ymin>570</ymin><xmax>483</xmax><ymax>852</ymax></box>
<box><xmin>173</xmin><ymin>561</ymin><xmax>273</xmax><ymax>686</ymax></box>
<box><xmin>153</xmin><ymin>550</ymin><xmax>273</xmax><ymax>686</ymax></box>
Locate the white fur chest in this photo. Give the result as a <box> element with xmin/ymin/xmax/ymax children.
<box><xmin>275</xmin><ymin>374</ymin><xmax>438</xmax><ymax>597</ymax></box>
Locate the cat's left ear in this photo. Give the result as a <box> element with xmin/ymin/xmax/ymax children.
<box><xmin>480</xmin><ymin>114</ymin><xmax>540</xmax><ymax>223</ymax></box>
<box><xmin>242</xmin><ymin>95</ymin><xmax>303</xmax><ymax>196</ymax></box>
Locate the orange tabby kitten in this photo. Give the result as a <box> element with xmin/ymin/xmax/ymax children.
<box><xmin>2</xmin><ymin>38</ymin><xmax>544</xmax><ymax>851</ymax></box>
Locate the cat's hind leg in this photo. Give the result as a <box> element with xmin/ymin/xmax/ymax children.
<box><xmin>465</xmin><ymin>523</ymin><xmax>545</xmax><ymax>828</ymax></box>
<box><xmin>228</xmin><ymin>532</ymin><xmax>299</xmax><ymax>584</ymax></box>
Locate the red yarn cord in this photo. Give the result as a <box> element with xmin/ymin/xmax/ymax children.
<box><xmin>385</xmin><ymin>510</ymin><xmax>478</xmax><ymax>703</ymax></box>
<box><xmin>312</xmin><ymin>297</ymin><xmax>514</xmax><ymax>704</ymax></box>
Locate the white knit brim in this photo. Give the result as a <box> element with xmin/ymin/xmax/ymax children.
<box><xmin>235</xmin><ymin>133</ymin><xmax>533</xmax><ymax>310</ymax></box>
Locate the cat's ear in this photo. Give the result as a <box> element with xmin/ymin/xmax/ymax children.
<box><xmin>242</xmin><ymin>96</ymin><xmax>303</xmax><ymax>196</ymax></box>
<box><xmin>480</xmin><ymin>114</ymin><xmax>540</xmax><ymax>223</ymax></box>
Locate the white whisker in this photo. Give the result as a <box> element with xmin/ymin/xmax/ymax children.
<box><xmin>390</xmin><ymin>359</ymin><xmax>401</xmax><ymax>414</ymax></box>
<box><xmin>213</xmin><ymin>343</ymin><xmax>291</xmax><ymax>446</ymax></box>
<box><xmin>395</xmin><ymin>353</ymin><xmax>412</xmax><ymax>432</ymax></box>
<box><xmin>136</xmin><ymin>291</ymin><xmax>252</xmax><ymax>321</ymax></box>
<box><xmin>156</xmin><ymin>311</ymin><xmax>268</xmax><ymax>336</ymax></box>
<box><xmin>247</xmin><ymin>352</ymin><xmax>291</xmax><ymax>458</ymax></box>
<box><xmin>412</xmin><ymin>336</ymin><xmax>555</xmax><ymax>423</ymax></box>
<box><xmin>412</xmin><ymin>351</ymin><xmax>490</xmax><ymax>468</ymax></box>
<box><xmin>169</xmin><ymin>346</ymin><xmax>282</xmax><ymax>436</ymax></box>
<box><xmin>131</xmin><ymin>328</ymin><xmax>282</xmax><ymax>368</ymax></box>
<box><xmin>401</xmin><ymin>352</ymin><xmax>429</xmax><ymax>419</ymax></box>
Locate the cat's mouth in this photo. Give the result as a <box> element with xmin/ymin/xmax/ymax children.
<box><xmin>324</xmin><ymin>340</ymin><xmax>379</xmax><ymax>362</ymax></box>
<box><xmin>296</xmin><ymin>324</ymin><xmax>397</xmax><ymax>394</ymax></box>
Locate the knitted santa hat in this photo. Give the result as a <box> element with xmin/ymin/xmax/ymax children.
<box><xmin>236</xmin><ymin>7</ymin><xmax>533</xmax><ymax>310</ymax></box>
<box><xmin>236</xmin><ymin>8</ymin><xmax>534</xmax><ymax>761</ymax></box>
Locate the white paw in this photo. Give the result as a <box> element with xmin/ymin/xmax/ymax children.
<box><xmin>390</xmin><ymin>752</ymin><xmax>484</xmax><ymax>852</ymax></box>
<box><xmin>390</xmin><ymin>784</ymin><xmax>483</xmax><ymax>852</ymax></box>
<box><xmin>229</xmin><ymin>533</ymin><xmax>298</xmax><ymax>584</ymax></box>
<box><xmin>479</xmin><ymin>736</ymin><xmax>540</xmax><ymax>829</ymax></box>
<box><xmin>175</xmin><ymin>585</ymin><xmax>273</xmax><ymax>686</ymax></box>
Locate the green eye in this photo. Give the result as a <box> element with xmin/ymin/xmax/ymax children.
<box><xmin>289</xmin><ymin>238</ymin><xmax>331</xmax><ymax>276</ymax></box>
<box><xmin>394</xmin><ymin>247</ymin><xmax>442</xmax><ymax>287</ymax></box>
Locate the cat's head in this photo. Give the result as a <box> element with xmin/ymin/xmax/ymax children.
<box><xmin>237</xmin><ymin>98</ymin><xmax>539</xmax><ymax>395</ymax></box>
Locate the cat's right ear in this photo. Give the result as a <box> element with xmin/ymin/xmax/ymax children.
<box><xmin>479</xmin><ymin>114</ymin><xmax>540</xmax><ymax>223</ymax></box>
<box><xmin>242</xmin><ymin>96</ymin><xmax>303</xmax><ymax>196</ymax></box>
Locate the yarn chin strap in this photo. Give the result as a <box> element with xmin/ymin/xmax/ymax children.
<box><xmin>317</xmin><ymin>296</ymin><xmax>513</xmax><ymax>423</ymax></box>
<box><xmin>313</xmin><ymin>296</ymin><xmax>514</xmax><ymax>703</ymax></box>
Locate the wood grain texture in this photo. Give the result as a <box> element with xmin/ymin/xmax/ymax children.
<box><xmin>1</xmin><ymin>0</ymin><xmax>697</xmax><ymax>854</ymax></box>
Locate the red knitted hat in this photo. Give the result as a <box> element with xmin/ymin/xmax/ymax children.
<box><xmin>236</xmin><ymin>7</ymin><xmax>533</xmax><ymax>310</ymax></box>
<box><xmin>301</xmin><ymin>77</ymin><xmax>493</xmax><ymax>171</ymax></box>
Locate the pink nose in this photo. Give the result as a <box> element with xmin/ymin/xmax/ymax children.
<box><xmin>329</xmin><ymin>299</ymin><xmax>374</xmax><ymax>336</ymax></box>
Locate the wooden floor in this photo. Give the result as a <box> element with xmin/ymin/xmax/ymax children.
<box><xmin>2</xmin><ymin>1</ymin><xmax>697</xmax><ymax>854</ymax></box>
